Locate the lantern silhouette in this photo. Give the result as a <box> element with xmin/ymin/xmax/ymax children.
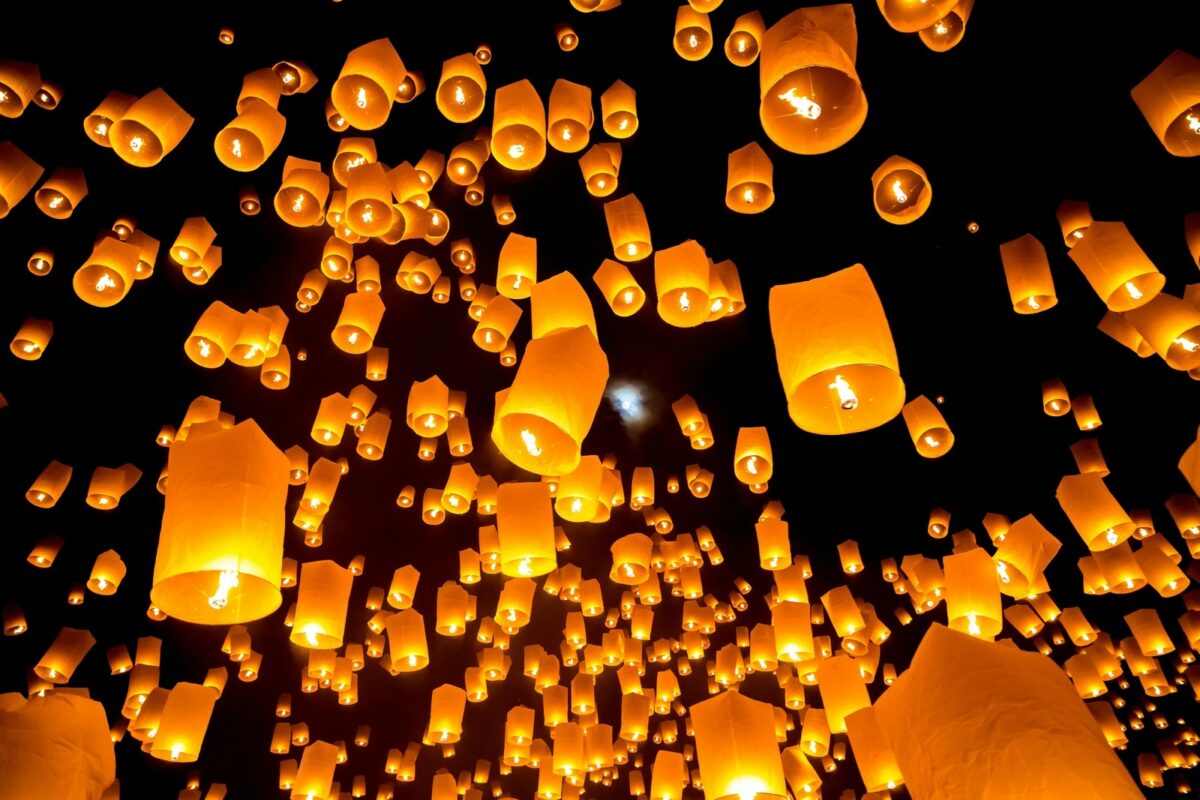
<box><xmin>35</xmin><ymin>627</ymin><xmax>96</xmax><ymax>683</ymax></box>
<box><xmin>331</xmin><ymin>38</ymin><xmax>407</xmax><ymax>130</ymax></box>
<box><xmin>532</xmin><ymin>272</ymin><xmax>596</xmax><ymax>339</ymax></box>
<box><xmin>10</xmin><ymin>318</ymin><xmax>52</xmax><ymax>360</ymax></box>
<box><xmin>0</xmin><ymin>58</ymin><xmax>41</xmax><ymax>117</ymax></box>
<box><xmin>726</xmin><ymin>143</ymin><xmax>774</xmax><ymax>213</ymax></box>
<box><xmin>548</xmin><ymin>79</ymin><xmax>593</xmax><ymax>153</ymax></box>
<box><xmin>604</xmin><ymin>195</ymin><xmax>652</xmax><ymax>261</ymax></box>
<box><xmin>87</xmin><ymin>550</ymin><xmax>125</xmax><ymax>595</ymax></box>
<box><xmin>1057</xmin><ymin>474</ymin><xmax>1134</xmax><ymax>551</ymax></box>
<box><xmin>902</xmin><ymin>395</ymin><xmax>954</xmax><ymax>457</ymax></box>
<box><xmin>34</xmin><ymin>167</ymin><xmax>87</xmax><ymax>219</ymax></box>
<box><xmin>655</xmin><ymin>240</ymin><xmax>711</xmax><ymax>327</ymax></box>
<box><xmin>579</xmin><ymin>143</ymin><xmax>621</xmax><ymax>197</ymax></box>
<box><xmin>692</xmin><ymin>691</ymin><xmax>787</xmax><ymax>800</ymax></box>
<box><xmin>214</xmin><ymin>99</ymin><xmax>285</xmax><ymax>172</ymax></box>
<box><xmin>110</xmin><ymin>88</ymin><xmax>194</xmax><ymax>167</ymax></box>
<box><xmin>26</xmin><ymin>460</ymin><xmax>72</xmax><ymax>508</ymax></box>
<box><xmin>0</xmin><ymin>692</ymin><xmax>116</xmax><ymax>798</ymax></box>
<box><xmin>430</xmin><ymin>685</ymin><xmax>467</xmax><ymax>743</ymax></box>
<box><xmin>149</xmin><ymin>683</ymin><xmax>218</xmax><ymax>763</ymax></box>
<box><xmin>601</xmin><ymin>80</ymin><xmax>639</xmax><ymax>138</ymax></box>
<box><xmin>73</xmin><ymin>236</ymin><xmax>140</xmax><ymax>307</ymax></box>
<box><xmin>493</xmin><ymin>80</ymin><xmax>547</xmax><ymax>171</ymax></box>
<box><xmin>593</xmin><ymin>259</ymin><xmax>644</xmax><ymax>316</ymax></box>
<box><xmin>293</xmin><ymin>741</ymin><xmax>339</xmax><ymax>800</ymax></box>
<box><xmin>726</xmin><ymin>12</ymin><xmax>766</xmax><ymax>66</ymax></box>
<box><xmin>1000</xmin><ymin>233</ymin><xmax>1057</xmax><ymax>313</ymax></box>
<box><xmin>674</xmin><ymin>7</ymin><xmax>713</xmax><ymax>60</ymax></box>
<box><xmin>437</xmin><ymin>54</ymin><xmax>487</xmax><ymax>123</ymax></box>
<box><xmin>475</xmin><ymin>295</ymin><xmax>523</xmax><ymax>353</ymax></box>
<box><xmin>498</xmin><ymin>482</ymin><xmax>557</xmax><ymax>577</ymax></box>
<box><xmin>872</xmin><ymin>624</ymin><xmax>1143</xmax><ymax>800</ymax></box>
<box><xmin>1123</xmin><ymin>293</ymin><xmax>1200</xmax><ymax>371</ymax></box>
<box><xmin>1130</xmin><ymin>50</ymin><xmax>1200</xmax><ymax>157</ymax></box>
<box><xmin>1067</xmin><ymin>221</ymin><xmax>1164</xmax><ymax>311</ymax></box>
<box><xmin>86</xmin><ymin>464</ymin><xmax>141</xmax><ymax>509</ymax></box>
<box><xmin>769</xmin><ymin>263</ymin><xmax>904</xmax><ymax>434</ymax></box>
<box><xmin>274</xmin><ymin>157</ymin><xmax>329</xmax><ymax>227</ymax></box>
<box><xmin>291</xmin><ymin>560</ymin><xmax>353</xmax><ymax>649</ymax></box>
<box><xmin>871</xmin><ymin>156</ymin><xmax>931</xmax><ymax>224</ymax></box>
<box><xmin>498</xmin><ymin>232</ymin><xmax>537</xmax><ymax>299</ymax></box>
<box><xmin>918</xmin><ymin>0</ymin><xmax>973</xmax><ymax>52</ymax></box>
<box><xmin>332</xmin><ymin>292</ymin><xmax>384</xmax><ymax>354</ymax></box>
<box><xmin>759</xmin><ymin>5</ymin><xmax>867</xmax><ymax>154</ymax></box>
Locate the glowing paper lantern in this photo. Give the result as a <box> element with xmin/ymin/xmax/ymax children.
<box><xmin>151</xmin><ymin>420</ymin><xmax>288</xmax><ymax>624</ymax></box>
<box><xmin>436</xmin><ymin>54</ymin><xmax>487</xmax><ymax>123</ymax></box>
<box><xmin>184</xmin><ymin>301</ymin><xmax>243</xmax><ymax>367</ymax></box>
<box><xmin>492</xmin><ymin>80</ymin><xmax>547</xmax><ymax>171</ymax></box>
<box><xmin>109</xmin><ymin>88</ymin><xmax>193</xmax><ymax>167</ymax></box>
<box><xmin>872</xmin><ymin>623</ymin><xmax>1143</xmax><ymax>800</ymax></box>
<box><xmin>497</xmin><ymin>482</ymin><xmax>557</xmax><ymax>577</ymax></box>
<box><xmin>149</xmin><ymin>683</ymin><xmax>218</xmax><ymax>763</ymax></box>
<box><xmin>604</xmin><ymin>194</ymin><xmax>652</xmax><ymax>261</ymax></box>
<box><xmin>691</xmin><ymin>690</ymin><xmax>787</xmax><ymax>800</ymax></box>
<box><xmin>1000</xmin><ymin>233</ymin><xmax>1057</xmax><ymax>313</ymax></box>
<box><xmin>331</xmin><ymin>39</ymin><xmax>406</xmax><ymax>130</ymax></box>
<box><xmin>944</xmin><ymin>547</ymin><xmax>1002</xmax><ymax>638</ymax></box>
<box><xmin>1130</xmin><ymin>50</ymin><xmax>1200</xmax><ymax>157</ymax></box>
<box><xmin>1123</xmin><ymin>293</ymin><xmax>1200</xmax><ymax>371</ymax></box>
<box><xmin>901</xmin><ymin>395</ymin><xmax>954</xmax><ymax>457</ymax></box>
<box><xmin>769</xmin><ymin>264</ymin><xmax>904</xmax><ymax>434</ymax></box>
<box><xmin>35</xmin><ymin>627</ymin><xmax>95</xmax><ymax>683</ymax></box>
<box><xmin>871</xmin><ymin>156</ymin><xmax>931</xmax><ymax>224</ymax></box>
<box><xmin>274</xmin><ymin>157</ymin><xmax>329</xmax><ymax>227</ymax></box>
<box><xmin>86</xmin><ymin>464</ymin><xmax>142</xmax><ymax>510</ymax></box>
<box><xmin>1067</xmin><ymin>221</ymin><xmax>1164</xmax><ymax>311</ymax></box>
<box><xmin>674</xmin><ymin>7</ymin><xmax>713</xmax><ymax>60</ymax></box>
<box><xmin>579</xmin><ymin>143</ymin><xmax>621</xmax><ymax>196</ymax></box>
<box><xmin>0</xmin><ymin>691</ymin><xmax>115</xmax><ymax>799</ymax></box>
<box><xmin>548</xmin><ymin>79</ymin><xmax>593</xmax><ymax>153</ymax></box>
<box><xmin>0</xmin><ymin>59</ymin><xmax>41</xmax><ymax>118</ymax></box>
<box><xmin>10</xmin><ymin>317</ymin><xmax>52</xmax><ymax>360</ymax></box>
<box><xmin>492</xmin><ymin>326</ymin><xmax>609</xmax><ymax>475</ymax></box>
<box><xmin>214</xmin><ymin>99</ymin><xmax>285</xmax><ymax>172</ymax></box>
<box><xmin>293</xmin><ymin>741</ymin><xmax>339</xmax><ymax>800</ymax></box>
<box><xmin>726</xmin><ymin>143</ymin><xmax>774</xmax><ymax>213</ymax></box>
<box><xmin>600</xmin><ymin>80</ymin><xmax>639</xmax><ymax>138</ymax></box>
<box><xmin>593</xmin><ymin>259</ymin><xmax>645</xmax><ymax>316</ymax></box>
<box><xmin>1057</xmin><ymin>474</ymin><xmax>1134</xmax><ymax>551</ymax></box>
<box><xmin>0</xmin><ymin>141</ymin><xmax>42</xmax><ymax>218</ymax></box>
<box><xmin>532</xmin><ymin>273</ymin><xmax>596</xmax><ymax>340</ymax></box>
<box><xmin>726</xmin><ymin>12</ymin><xmax>766</xmax><ymax>66</ymax></box>
<box><xmin>918</xmin><ymin>0</ymin><xmax>973</xmax><ymax>52</ymax></box>
<box><xmin>497</xmin><ymin>232</ymin><xmax>537</xmax><ymax>299</ymax></box>
<box><xmin>291</xmin><ymin>560</ymin><xmax>354</xmax><ymax>649</ymax></box>
<box><xmin>73</xmin><ymin>236</ymin><xmax>140</xmax><ymax>307</ymax></box>
<box><xmin>331</xmin><ymin>292</ymin><xmax>384</xmax><ymax>354</ymax></box>
<box><xmin>655</xmin><ymin>240</ymin><xmax>711</xmax><ymax>327</ymax></box>
<box><xmin>26</xmin><ymin>460</ymin><xmax>72</xmax><ymax>508</ymax></box>
<box><xmin>429</xmin><ymin>685</ymin><xmax>467</xmax><ymax>743</ymax></box>
<box><xmin>34</xmin><ymin>167</ymin><xmax>87</xmax><ymax>219</ymax></box>
<box><xmin>876</xmin><ymin>0</ymin><xmax>959</xmax><ymax>32</ymax></box>
<box><xmin>759</xmin><ymin>5</ymin><xmax>867</xmax><ymax>154</ymax></box>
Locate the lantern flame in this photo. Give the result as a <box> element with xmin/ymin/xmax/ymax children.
<box><xmin>231</xmin><ymin>138</ymin><xmax>242</xmax><ymax>159</ymax></box>
<box><xmin>777</xmin><ymin>88</ymin><xmax>821</xmax><ymax>120</ymax></box>
<box><xmin>891</xmin><ymin>179</ymin><xmax>908</xmax><ymax>204</ymax></box>
<box><xmin>454</xmin><ymin>85</ymin><xmax>466</xmax><ymax>105</ymax></box>
<box><xmin>520</xmin><ymin>429</ymin><xmax>542</xmax><ymax>457</ymax></box>
<box><xmin>208</xmin><ymin>568</ymin><xmax>240</xmax><ymax>610</ymax></box>
<box><xmin>129</xmin><ymin>136</ymin><xmax>144</xmax><ymax>152</ymax></box>
<box><xmin>829</xmin><ymin>374</ymin><xmax>859</xmax><ymax>410</ymax></box>
<box><xmin>1124</xmin><ymin>281</ymin><xmax>1143</xmax><ymax>301</ymax></box>
<box><xmin>355</xmin><ymin>87</ymin><xmax>368</xmax><ymax>108</ymax></box>
<box><xmin>95</xmin><ymin>272</ymin><xmax>117</xmax><ymax>292</ymax></box>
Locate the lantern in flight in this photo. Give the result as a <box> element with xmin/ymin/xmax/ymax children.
<box><xmin>1130</xmin><ymin>50</ymin><xmax>1200</xmax><ymax>157</ymax></box>
<box><xmin>330</xmin><ymin>38</ymin><xmax>407</xmax><ymax>130</ymax></box>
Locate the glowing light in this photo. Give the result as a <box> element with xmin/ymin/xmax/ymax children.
<box><xmin>355</xmin><ymin>87</ymin><xmax>368</xmax><ymax>108</ymax></box>
<box><xmin>0</xmin><ymin>90</ymin><xmax>7</xmax><ymax>102</ymax></box>
<box><xmin>454</xmin><ymin>84</ymin><xmax>466</xmax><ymax>105</ymax></box>
<box><xmin>923</xmin><ymin>433</ymin><xmax>941</xmax><ymax>449</ymax></box>
<box><xmin>679</xmin><ymin>291</ymin><xmax>691</xmax><ymax>312</ymax></box>
<box><xmin>21</xmin><ymin>343</ymin><xmax>37</xmax><ymax>354</ymax></box>
<box><xmin>1028</xmin><ymin>297</ymin><xmax>1041</xmax><ymax>310</ymax></box>
<box><xmin>520</xmin><ymin>429</ymin><xmax>542</xmax><ymax>457</ymax></box>
<box><xmin>95</xmin><ymin>272</ymin><xmax>117</xmax><ymax>292</ymax></box>
<box><xmin>622</xmin><ymin>289</ymin><xmax>635</xmax><ymax>304</ymax></box>
<box><xmin>967</xmin><ymin>613</ymin><xmax>981</xmax><ymax>636</ymax></box>
<box><xmin>128</xmin><ymin>136</ymin><xmax>144</xmax><ymax>152</ymax></box>
<box><xmin>322</xmin><ymin>430</ymin><xmax>332</xmax><ymax>442</ymax></box>
<box><xmin>282</xmin><ymin>72</ymin><xmax>295</xmax><ymax>85</ymax></box>
<box><xmin>996</xmin><ymin>561</ymin><xmax>1011</xmax><ymax>584</ymax></box>
<box><xmin>48</xmin><ymin>195</ymin><xmax>64</xmax><ymax>209</ymax></box>
<box><xmin>508</xmin><ymin>143</ymin><xmax>526</xmax><ymax>159</ymax></box>
<box><xmin>777</xmin><ymin>87</ymin><xmax>821</xmax><ymax>119</ymax></box>
<box><xmin>562</xmin><ymin>128</ymin><xmax>572</xmax><ymax>141</ymax></box>
<box><xmin>1124</xmin><ymin>281</ymin><xmax>1143</xmax><ymax>301</ymax></box>
<box><xmin>737</xmin><ymin>38</ymin><xmax>747</xmax><ymax>53</ymax></box>
<box><xmin>231</xmin><ymin>138</ymin><xmax>242</xmax><ymax>158</ymax></box>
<box><xmin>47</xmin><ymin>668</ymin><xmax>57</xmax><ymax>679</ymax></box>
<box><xmin>347</xmin><ymin>330</ymin><xmax>360</xmax><ymax>346</ymax></box>
<box><xmin>570</xmin><ymin>498</ymin><xmax>583</xmax><ymax>514</ymax></box>
<box><xmin>208</xmin><ymin>568</ymin><xmax>240</xmax><ymax>610</ymax></box>
<box><xmin>829</xmin><ymin>374</ymin><xmax>859</xmax><ymax>410</ymax></box>
<box><xmin>292</xmin><ymin>195</ymin><xmax>304</xmax><ymax>213</ymax></box>
<box><xmin>891</xmin><ymin>179</ymin><xmax>908</xmax><ymax>204</ymax></box>
<box><xmin>361</xmin><ymin>207</ymin><xmax>374</xmax><ymax>224</ymax></box>
<box><xmin>302</xmin><ymin>624</ymin><xmax>322</xmax><ymax>647</ymax></box>
<box><xmin>512</xmin><ymin>275</ymin><xmax>522</xmax><ymax>290</ymax></box>
<box><xmin>934</xmin><ymin>19</ymin><xmax>949</xmax><ymax>36</ymax></box>
<box><xmin>1105</xmin><ymin>528</ymin><xmax>1119</xmax><ymax>546</ymax></box>
<box><xmin>1173</xmin><ymin>336</ymin><xmax>1200</xmax><ymax>353</ymax></box>
<box><xmin>743</xmin><ymin>187</ymin><xmax>755</xmax><ymax>203</ymax></box>
<box><xmin>171</xmin><ymin>744</ymin><xmax>183</xmax><ymax>761</ymax></box>
<box><xmin>687</xmin><ymin>34</ymin><xmax>699</xmax><ymax>49</ymax></box>
<box><xmin>618</xmin><ymin>118</ymin><xmax>629</xmax><ymax>131</ymax></box>
<box><xmin>1188</xmin><ymin>113</ymin><xmax>1200</xmax><ymax>134</ymax></box>
<box><xmin>241</xmin><ymin>345</ymin><xmax>259</xmax><ymax>361</ymax></box>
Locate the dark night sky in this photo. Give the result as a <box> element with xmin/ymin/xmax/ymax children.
<box><xmin>2</xmin><ymin>1</ymin><xmax>1199</xmax><ymax>797</ymax></box>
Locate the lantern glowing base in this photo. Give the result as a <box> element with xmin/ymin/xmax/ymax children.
<box><xmin>151</xmin><ymin>571</ymin><xmax>281</xmax><ymax>625</ymax></box>
<box><xmin>787</xmin><ymin>365</ymin><xmax>904</xmax><ymax>435</ymax></box>
<box><xmin>494</xmin><ymin>414</ymin><xmax>581</xmax><ymax>476</ymax></box>
<box><xmin>760</xmin><ymin>68</ymin><xmax>867</xmax><ymax>155</ymax></box>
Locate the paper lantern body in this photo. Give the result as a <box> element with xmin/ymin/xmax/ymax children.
<box><xmin>1130</xmin><ymin>50</ymin><xmax>1200</xmax><ymax>157</ymax></box>
<box><xmin>152</xmin><ymin>420</ymin><xmax>287</xmax><ymax>624</ymax></box>
<box><xmin>769</xmin><ymin>264</ymin><xmax>904</xmax><ymax>434</ymax></box>
<box><xmin>872</xmin><ymin>624</ymin><xmax>1143</xmax><ymax>800</ymax></box>
<box><xmin>0</xmin><ymin>692</ymin><xmax>116</xmax><ymax>800</ymax></box>
<box><xmin>691</xmin><ymin>690</ymin><xmax>787</xmax><ymax>800</ymax></box>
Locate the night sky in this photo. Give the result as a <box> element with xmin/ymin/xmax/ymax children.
<box><xmin>2</xmin><ymin>1</ymin><xmax>1199</xmax><ymax>797</ymax></box>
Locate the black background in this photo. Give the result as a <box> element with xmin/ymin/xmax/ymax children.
<box><xmin>2</xmin><ymin>0</ymin><xmax>1199</xmax><ymax>797</ymax></box>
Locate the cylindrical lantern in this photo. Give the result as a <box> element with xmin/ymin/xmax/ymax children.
<box><xmin>769</xmin><ymin>263</ymin><xmax>904</xmax><ymax>434</ymax></box>
<box><xmin>1130</xmin><ymin>50</ymin><xmax>1200</xmax><ymax>157</ymax></box>
<box><xmin>593</xmin><ymin>259</ymin><xmax>645</xmax><ymax>316</ymax></box>
<box><xmin>604</xmin><ymin>194</ymin><xmax>652</xmax><ymax>262</ymax></box>
<box><xmin>902</xmin><ymin>395</ymin><xmax>954</xmax><ymax>457</ymax></box>
<box><xmin>548</xmin><ymin>79</ymin><xmax>593</xmax><ymax>153</ymax></box>
<box><xmin>691</xmin><ymin>691</ymin><xmax>787</xmax><ymax>800</ymax></box>
<box><xmin>655</xmin><ymin>240</ymin><xmax>711</xmax><ymax>328</ymax></box>
<box><xmin>497</xmin><ymin>482</ymin><xmax>557</xmax><ymax>577</ymax></box>
<box><xmin>871</xmin><ymin>155</ymin><xmax>931</xmax><ymax>224</ymax></box>
<box><xmin>1067</xmin><ymin>221</ymin><xmax>1164</xmax><ymax>311</ymax></box>
<box><xmin>999</xmin><ymin>233</ymin><xmax>1057</xmax><ymax>313</ymax></box>
<box><xmin>110</xmin><ymin>88</ymin><xmax>194</xmax><ymax>167</ymax></box>
<box><xmin>726</xmin><ymin>142</ymin><xmax>774</xmax><ymax>213</ymax></box>
<box><xmin>291</xmin><ymin>560</ymin><xmax>354</xmax><ymax>649</ymax></box>
<box><xmin>330</xmin><ymin>38</ymin><xmax>406</xmax><ymax>130</ymax></box>
<box><xmin>493</xmin><ymin>80</ymin><xmax>546</xmax><ymax>171</ymax></box>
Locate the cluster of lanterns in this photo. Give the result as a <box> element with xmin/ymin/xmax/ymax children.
<box><xmin>2</xmin><ymin>2</ymin><xmax>1200</xmax><ymax>800</ymax></box>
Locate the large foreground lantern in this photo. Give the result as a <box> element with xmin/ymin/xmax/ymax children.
<box><xmin>758</xmin><ymin>5</ymin><xmax>867</xmax><ymax>154</ymax></box>
<box><xmin>0</xmin><ymin>691</ymin><xmax>116</xmax><ymax>799</ymax></box>
<box><xmin>769</xmin><ymin>263</ymin><xmax>904</xmax><ymax>434</ymax></box>
<box><xmin>493</xmin><ymin>326</ymin><xmax>609</xmax><ymax>475</ymax></box>
<box><xmin>151</xmin><ymin>420</ymin><xmax>289</xmax><ymax>624</ymax></box>
<box><xmin>691</xmin><ymin>690</ymin><xmax>787</xmax><ymax>800</ymax></box>
<box><xmin>872</xmin><ymin>624</ymin><xmax>1143</xmax><ymax>800</ymax></box>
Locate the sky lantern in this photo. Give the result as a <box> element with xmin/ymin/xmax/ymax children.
<box><xmin>604</xmin><ymin>194</ymin><xmax>652</xmax><ymax>261</ymax></box>
<box><xmin>769</xmin><ymin>264</ymin><xmax>904</xmax><ymax>434</ymax></box>
<box><xmin>726</xmin><ymin>11</ymin><xmax>765</xmax><ymax>66</ymax></box>
<box><xmin>0</xmin><ymin>692</ymin><xmax>116</xmax><ymax>798</ymax></box>
<box><xmin>548</xmin><ymin>79</ymin><xmax>593</xmax><ymax>153</ymax></box>
<box><xmin>290</xmin><ymin>560</ymin><xmax>353</xmax><ymax>649</ymax></box>
<box><xmin>691</xmin><ymin>690</ymin><xmax>787</xmax><ymax>800</ymax></box>
<box><xmin>1067</xmin><ymin>221</ymin><xmax>1164</xmax><ymax>311</ymax></box>
<box><xmin>725</xmin><ymin>142</ymin><xmax>774</xmax><ymax>213</ymax></box>
<box><xmin>871</xmin><ymin>155</ymin><xmax>931</xmax><ymax>224</ymax></box>
<box><xmin>655</xmin><ymin>240</ymin><xmax>711</xmax><ymax>328</ymax></box>
<box><xmin>492</xmin><ymin>79</ymin><xmax>547</xmax><ymax>171</ymax></box>
<box><xmin>758</xmin><ymin>5</ymin><xmax>867</xmax><ymax>154</ymax></box>
<box><xmin>492</xmin><ymin>326</ymin><xmax>609</xmax><ymax>475</ymax></box>
<box><xmin>330</xmin><ymin>38</ymin><xmax>406</xmax><ymax>130</ymax></box>
<box><xmin>109</xmin><ymin>88</ymin><xmax>193</xmax><ymax>167</ymax></box>
<box><xmin>436</xmin><ymin>53</ymin><xmax>487</xmax><ymax>123</ymax></box>
<box><xmin>1131</xmin><ymin>50</ymin><xmax>1200</xmax><ymax>156</ymax></box>
<box><xmin>876</xmin><ymin>0</ymin><xmax>960</xmax><ymax>32</ymax></box>
<box><xmin>214</xmin><ymin>98</ymin><xmax>285</xmax><ymax>172</ymax></box>
<box><xmin>600</xmin><ymin>80</ymin><xmax>638</xmax><ymax>138</ymax></box>
<box><xmin>918</xmin><ymin>0</ymin><xmax>973</xmax><ymax>51</ymax></box>
<box><xmin>497</xmin><ymin>482</ymin><xmax>557</xmax><ymax>577</ymax></box>
<box><xmin>1000</xmin><ymin>233</ymin><xmax>1057</xmax><ymax>314</ymax></box>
